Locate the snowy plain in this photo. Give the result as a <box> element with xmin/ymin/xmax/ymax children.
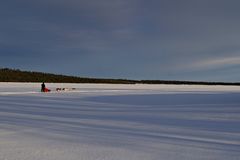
<box><xmin>0</xmin><ymin>83</ymin><xmax>240</xmax><ymax>160</ymax></box>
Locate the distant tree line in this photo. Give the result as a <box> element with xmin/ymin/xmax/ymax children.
<box><xmin>139</xmin><ymin>80</ymin><xmax>240</xmax><ymax>86</ymax></box>
<box><xmin>0</xmin><ymin>68</ymin><xmax>240</xmax><ymax>86</ymax></box>
<box><xmin>0</xmin><ymin>68</ymin><xmax>136</xmax><ymax>84</ymax></box>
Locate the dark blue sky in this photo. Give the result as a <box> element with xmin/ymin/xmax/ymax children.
<box><xmin>1</xmin><ymin>0</ymin><xmax>240</xmax><ymax>81</ymax></box>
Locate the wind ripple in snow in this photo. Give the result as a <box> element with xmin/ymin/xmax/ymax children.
<box><xmin>0</xmin><ymin>84</ymin><xmax>240</xmax><ymax>160</ymax></box>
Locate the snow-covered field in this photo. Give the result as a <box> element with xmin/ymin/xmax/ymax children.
<box><xmin>0</xmin><ymin>83</ymin><xmax>240</xmax><ymax>160</ymax></box>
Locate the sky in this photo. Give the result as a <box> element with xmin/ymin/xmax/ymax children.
<box><xmin>1</xmin><ymin>0</ymin><xmax>240</xmax><ymax>82</ymax></box>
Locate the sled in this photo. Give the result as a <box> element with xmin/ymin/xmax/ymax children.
<box><xmin>43</xmin><ymin>88</ymin><xmax>51</xmax><ymax>92</ymax></box>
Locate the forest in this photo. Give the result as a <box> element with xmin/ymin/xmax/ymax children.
<box><xmin>1</xmin><ymin>68</ymin><xmax>239</xmax><ymax>86</ymax></box>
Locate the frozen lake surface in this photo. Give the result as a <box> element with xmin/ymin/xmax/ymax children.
<box><xmin>0</xmin><ymin>83</ymin><xmax>240</xmax><ymax>160</ymax></box>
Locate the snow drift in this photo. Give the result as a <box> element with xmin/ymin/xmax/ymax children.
<box><xmin>0</xmin><ymin>83</ymin><xmax>240</xmax><ymax>160</ymax></box>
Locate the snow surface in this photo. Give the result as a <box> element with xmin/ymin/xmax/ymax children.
<box><xmin>0</xmin><ymin>83</ymin><xmax>240</xmax><ymax>160</ymax></box>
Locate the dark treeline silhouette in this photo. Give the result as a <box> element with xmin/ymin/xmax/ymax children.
<box><xmin>0</xmin><ymin>68</ymin><xmax>136</xmax><ymax>84</ymax></box>
<box><xmin>0</xmin><ymin>68</ymin><xmax>240</xmax><ymax>86</ymax></box>
<box><xmin>139</xmin><ymin>80</ymin><xmax>240</xmax><ymax>86</ymax></box>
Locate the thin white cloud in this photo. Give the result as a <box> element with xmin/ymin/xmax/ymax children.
<box><xmin>189</xmin><ymin>56</ymin><xmax>240</xmax><ymax>70</ymax></box>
